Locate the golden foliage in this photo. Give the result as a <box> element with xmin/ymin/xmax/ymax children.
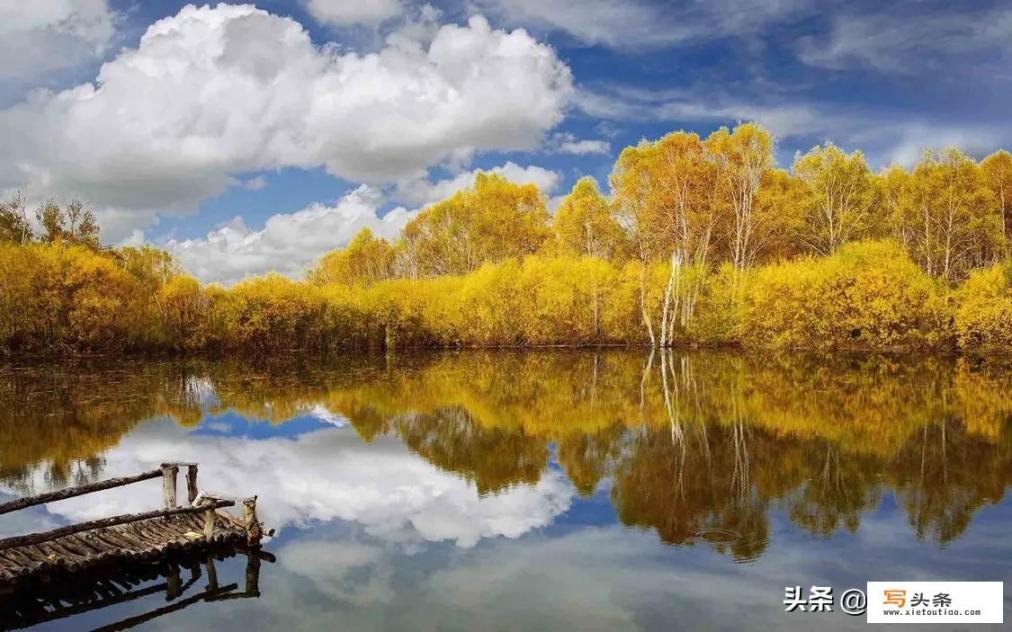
<box><xmin>953</xmin><ymin>262</ymin><xmax>1012</xmax><ymax>349</ymax></box>
<box><xmin>399</xmin><ymin>173</ymin><xmax>551</xmax><ymax>277</ymax></box>
<box><xmin>891</xmin><ymin>149</ymin><xmax>1003</xmax><ymax>282</ymax></box>
<box><xmin>742</xmin><ymin>241</ymin><xmax>951</xmax><ymax>350</ymax></box>
<box><xmin>549</xmin><ymin>176</ymin><xmax>631</xmax><ymax>260</ymax></box>
<box><xmin>308</xmin><ymin>227</ymin><xmax>395</xmax><ymax>287</ymax></box>
<box><xmin>792</xmin><ymin>143</ymin><xmax>876</xmax><ymax>255</ymax></box>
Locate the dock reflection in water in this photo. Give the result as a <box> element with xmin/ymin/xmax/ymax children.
<box><xmin>0</xmin><ymin>545</ymin><xmax>271</xmax><ymax>630</ymax></box>
<box><xmin>0</xmin><ymin>351</ymin><xmax>1009</xmax><ymax>630</ymax></box>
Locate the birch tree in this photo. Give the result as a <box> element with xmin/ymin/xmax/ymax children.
<box><xmin>897</xmin><ymin>149</ymin><xmax>1001</xmax><ymax>282</ymax></box>
<box><xmin>792</xmin><ymin>144</ymin><xmax>875</xmax><ymax>255</ymax></box>
<box><xmin>980</xmin><ymin>150</ymin><xmax>1012</xmax><ymax>245</ymax></box>
<box><xmin>704</xmin><ymin>123</ymin><xmax>774</xmax><ymax>269</ymax></box>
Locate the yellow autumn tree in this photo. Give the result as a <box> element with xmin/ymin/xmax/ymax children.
<box><xmin>792</xmin><ymin>143</ymin><xmax>876</xmax><ymax>255</ymax></box>
<box><xmin>980</xmin><ymin>150</ymin><xmax>1012</xmax><ymax>245</ymax></box>
<box><xmin>704</xmin><ymin>122</ymin><xmax>775</xmax><ymax>268</ymax></box>
<box><xmin>892</xmin><ymin>149</ymin><xmax>1003</xmax><ymax>282</ymax></box>
<box><xmin>399</xmin><ymin>173</ymin><xmax>551</xmax><ymax>277</ymax></box>
<box><xmin>550</xmin><ymin>176</ymin><xmax>630</xmax><ymax>260</ymax></box>
<box><xmin>5</xmin><ymin>123</ymin><xmax>1012</xmax><ymax>356</ymax></box>
<box><xmin>753</xmin><ymin>167</ymin><xmax>807</xmax><ymax>261</ymax></box>
<box><xmin>309</xmin><ymin>227</ymin><xmax>396</xmax><ymax>287</ymax></box>
<box><xmin>0</xmin><ymin>192</ymin><xmax>32</xmax><ymax>245</ymax></box>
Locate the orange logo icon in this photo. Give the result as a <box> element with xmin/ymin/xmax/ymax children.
<box><xmin>883</xmin><ymin>589</ymin><xmax>907</xmax><ymax>608</ymax></box>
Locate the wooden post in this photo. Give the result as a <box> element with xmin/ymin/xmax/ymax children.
<box><xmin>161</xmin><ymin>465</ymin><xmax>178</xmax><ymax>509</ymax></box>
<box><xmin>185</xmin><ymin>465</ymin><xmax>198</xmax><ymax>505</ymax></box>
<box><xmin>203</xmin><ymin>505</ymin><xmax>216</xmax><ymax>541</ymax></box>
<box><xmin>205</xmin><ymin>555</ymin><xmax>218</xmax><ymax>591</ymax></box>
<box><xmin>244</xmin><ymin>553</ymin><xmax>261</xmax><ymax>597</ymax></box>
<box><xmin>242</xmin><ymin>497</ymin><xmax>262</xmax><ymax>547</ymax></box>
<box><xmin>166</xmin><ymin>563</ymin><xmax>182</xmax><ymax>600</ymax></box>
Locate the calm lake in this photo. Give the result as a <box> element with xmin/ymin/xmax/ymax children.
<box><xmin>1</xmin><ymin>350</ymin><xmax>1010</xmax><ymax>630</ymax></box>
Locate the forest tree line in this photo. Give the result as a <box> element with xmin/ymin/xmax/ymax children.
<box><xmin>2</xmin><ymin>122</ymin><xmax>1012</xmax><ymax>355</ymax></box>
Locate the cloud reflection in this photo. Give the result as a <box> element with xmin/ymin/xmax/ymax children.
<box><xmin>1</xmin><ymin>420</ymin><xmax>573</xmax><ymax>549</ymax></box>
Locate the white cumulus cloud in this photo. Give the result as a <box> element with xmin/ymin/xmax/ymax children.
<box><xmin>0</xmin><ymin>4</ymin><xmax>572</xmax><ymax>241</ymax></box>
<box><xmin>396</xmin><ymin>161</ymin><xmax>560</xmax><ymax>207</ymax></box>
<box><xmin>550</xmin><ymin>132</ymin><xmax>610</xmax><ymax>155</ymax></box>
<box><xmin>0</xmin><ymin>0</ymin><xmax>117</xmax><ymax>81</ymax></box>
<box><xmin>166</xmin><ymin>185</ymin><xmax>416</xmax><ymax>285</ymax></box>
<box><xmin>165</xmin><ymin>159</ymin><xmax>560</xmax><ymax>284</ymax></box>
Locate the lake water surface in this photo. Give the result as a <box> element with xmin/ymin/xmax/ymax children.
<box><xmin>0</xmin><ymin>351</ymin><xmax>1009</xmax><ymax>630</ymax></box>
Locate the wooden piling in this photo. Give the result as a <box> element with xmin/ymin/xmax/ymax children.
<box><xmin>203</xmin><ymin>504</ymin><xmax>216</xmax><ymax>541</ymax></box>
<box><xmin>205</xmin><ymin>556</ymin><xmax>219</xmax><ymax>591</ymax></box>
<box><xmin>242</xmin><ymin>497</ymin><xmax>262</xmax><ymax>546</ymax></box>
<box><xmin>186</xmin><ymin>465</ymin><xmax>199</xmax><ymax>505</ymax></box>
<box><xmin>245</xmin><ymin>553</ymin><xmax>261</xmax><ymax>596</ymax></box>
<box><xmin>166</xmin><ymin>563</ymin><xmax>182</xmax><ymax>600</ymax></box>
<box><xmin>161</xmin><ymin>465</ymin><xmax>178</xmax><ymax>509</ymax></box>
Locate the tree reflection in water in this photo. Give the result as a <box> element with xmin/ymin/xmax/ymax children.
<box><xmin>1</xmin><ymin>351</ymin><xmax>1009</xmax><ymax>561</ymax></box>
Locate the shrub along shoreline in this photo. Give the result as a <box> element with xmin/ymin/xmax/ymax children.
<box><xmin>2</xmin><ymin>239</ymin><xmax>1010</xmax><ymax>356</ymax></box>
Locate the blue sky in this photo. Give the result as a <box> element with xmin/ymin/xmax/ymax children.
<box><xmin>1</xmin><ymin>0</ymin><xmax>1011</xmax><ymax>282</ymax></box>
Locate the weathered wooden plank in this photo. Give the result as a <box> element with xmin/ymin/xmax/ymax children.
<box><xmin>0</xmin><ymin>549</ymin><xmax>36</xmax><ymax>573</ymax></box>
<box><xmin>0</xmin><ymin>469</ymin><xmax>164</xmax><ymax>516</ymax></box>
<box><xmin>58</xmin><ymin>535</ymin><xmax>99</xmax><ymax>558</ymax></box>
<box><xmin>16</xmin><ymin>545</ymin><xmax>53</xmax><ymax>567</ymax></box>
<box><xmin>89</xmin><ymin>532</ymin><xmax>134</xmax><ymax>556</ymax></box>
<box><xmin>112</xmin><ymin>527</ymin><xmax>157</xmax><ymax>550</ymax></box>
<box><xmin>122</xmin><ymin>521</ymin><xmax>164</xmax><ymax>541</ymax></box>
<box><xmin>41</xmin><ymin>541</ymin><xmax>85</xmax><ymax>571</ymax></box>
<box><xmin>66</xmin><ymin>534</ymin><xmax>107</xmax><ymax>557</ymax></box>
<box><xmin>0</xmin><ymin>500</ymin><xmax>233</xmax><ymax>552</ymax></box>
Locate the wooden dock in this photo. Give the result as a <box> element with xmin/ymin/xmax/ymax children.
<box><xmin>0</xmin><ymin>463</ymin><xmax>272</xmax><ymax>589</ymax></box>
